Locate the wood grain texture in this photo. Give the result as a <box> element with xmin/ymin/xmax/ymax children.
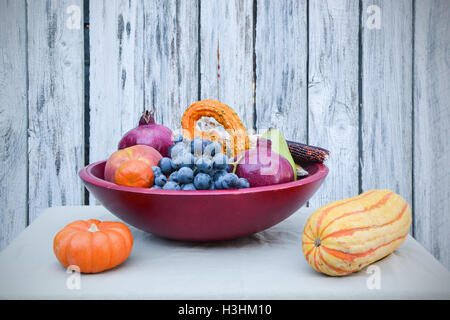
<box><xmin>360</xmin><ymin>1</ymin><xmax>413</xmax><ymax>206</ymax></box>
<box><xmin>2</xmin><ymin>1</ymin><xmax>450</xmax><ymax>270</ymax></box>
<box><xmin>307</xmin><ymin>0</ymin><xmax>360</xmax><ymax>208</ymax></box>
<box><xmin>143</xmin><ymin>0</ymin><xmax>199</xmax><ymax>132</ymax></box>
<box><xmin>0</xmin><ymin>0</ymin><xmax>27</xmax><ymax>250</ymax></box>
<box><xmin>27</xmin><ymin>0</ymin><xmax>84</xmax><ymax>221</ymax></box>
<box><xmin>414</xmin><ymin>0</ymin><xmax>450</xmax><ymax>269</ymax></box>
<box><xmin>255</xmin><ymin>0</ymin><xmax>307</xmax><ymax>142</ymax></box>
<box><xmin>200</xmin><ymin>0</ymin><xmax>254</xmax><ymax>131</ymax></box>
<box><xmin>89</xmin><ymin>0</ymin><xmax>144</xmax><ymax>163</ymax></box>
<box><xmin>89</xmin><ymin>0</ymin><xmax>145</xmax><ymax>202</ymax></box>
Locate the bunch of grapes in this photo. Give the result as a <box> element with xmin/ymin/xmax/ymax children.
<box><xmin>151</xmin><ymin>134</ymin><xmax>250</xmax><ymax>190</ymax></box>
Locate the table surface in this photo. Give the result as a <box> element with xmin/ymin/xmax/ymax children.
<box><xmin>0</xmin><ymin>205</ymin><xmax>449</xmax><ymax>300</ymax></box>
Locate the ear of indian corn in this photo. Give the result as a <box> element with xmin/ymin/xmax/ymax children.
<box><xmin>287</xmin><ymin>140</ymin><xmax>329</xmax><ymax>164</ymax></box>
<box><xmin>302</xmin><ymin>189</ymin><xmax>412</xmax><ymax>276</ymax></box>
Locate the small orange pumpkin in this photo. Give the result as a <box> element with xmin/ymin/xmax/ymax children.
<box><xmin>53</xmin><ymin>219</ymin><xmax>133</xmax><ymax>274</ymax></box>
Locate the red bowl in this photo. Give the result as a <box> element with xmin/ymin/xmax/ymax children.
<box><xmin>79</xmin><ymin>161</ymin><xmax>328</xmax><ymax>241</ymax></box>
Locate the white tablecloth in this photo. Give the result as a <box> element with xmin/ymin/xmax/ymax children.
<box><xmin>0</xmin><ymin>205</ymin><xmax>449</xmax><ymax>299</ymax></box>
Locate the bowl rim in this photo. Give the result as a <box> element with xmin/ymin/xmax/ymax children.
<box><xmin>79</xmin><ymin>160</ymin><xmax>328</xmax><ymax>196</ymax></box>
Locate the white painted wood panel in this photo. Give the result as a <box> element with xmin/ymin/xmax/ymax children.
<box><xmin>89</xmin><ymin>0</ymin><xmax>145</xmax><ymax>203</ymax></box>
<box><xmin>360</xmin><ymin>0</ymin><xmax>413</xmax><ymax>206</ymax></box>
<box><xmin>1</xmin><ymin>1</ymin><xmax>450</xmax><ymax>270</ymax></box>
<box><xmin>0</xmin><ymin>0</ymin><xmax>27</xmax><ymax>250</ymax></box>
<box><xmin>307</xmin><ymin>0</ymin><xmax>360</xmax><ymax>208</ymax></box>
<box><xmin>414</xmin><ymin>0</ymin><xmax>450</xmax><ymax>269</ymax></box>
<box><xmin>255</xmin><ymin>0</ymin><xmax>308</xmax><ymax>142</ymax></box>
<box><xmin>89</xmin><ymin>0</ymin><xmax>144</xmax><ymax>165</ymax></box>
<box><xmin>200</xmin><ymin>0</ymin><xmax>254</xmax><ymax>131</ymax></box>
<box><xmin>27</xmin><ymin>0</ymin><xmax>85</xmax><ymax>221</ymax></box>
<box><xmin>143</xmin><ymin>0</ymin><xmax>199</xmax><ymax>131</ymax></box>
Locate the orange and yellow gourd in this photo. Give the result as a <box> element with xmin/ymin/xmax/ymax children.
<box><xmin>302</xmin><ymin>189</ymin><xmax>412</xmax><ymax>276</ymax></box>
<box><xmin>181</xmin><ymin>99</ymin><xmax>249</xmax><ymax>158</ymax></box>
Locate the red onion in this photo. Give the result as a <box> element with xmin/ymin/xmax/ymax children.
<box><xmin>235</xmin><ymin>140</ymin><xmax>294</xmax><ymax>187</ymax></box>
<box><xmin>118</xmin><ymin>110</ymin><xmax>174</xmax><ymax>157</ymax></box>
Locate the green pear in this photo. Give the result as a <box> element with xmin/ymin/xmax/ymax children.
<box><xmin>261</xmin><ymin>128</ymin><xmax>297</xmax><ymax>180</ymax></box>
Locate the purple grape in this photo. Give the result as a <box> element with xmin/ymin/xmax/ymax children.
<box><xmin>194</xmin><ymin>173</ymin><xmax>212</xmax><ymax>190</ymax></box>
<box><xmin>221</xmin><ymin>173</ymin><xmax>239</xmax><ymax>189</ymax></box>
<box><xmin>154</xmin><ymin>174</ymin><xmax>167</xmax><ymax>187</ymax></box>
<box><xmin>151</xmin><ymin>166</ymin><xmax>162</xmax><ymax>176</ymax></box>
<box><xmin>177</xmin><ymin>167</ymin><xmax>194</xmax><ymax>184</ymax></box>
<box><xmin>213</xmin><ymin>153</ymin><xmax>228</xmax><ymax>170</ymax></box>
<box><xmin>163</xmin><ymin>181</ymin><xmax>181</xmax><ymax>190</ymax></box>
<box><xmin>181</xmin><ymin>183</ymin><xmax>196</xmax><ymax>191</ymax></box>
<box><xmin>158</xmin><ymin>157</ymin><xmax>174</xmax><ymax>175</ymax></box>
<box><xmin>237</xmin><ymin>177</ymin><xmax>250</xmax><ymax>189</ymax></box>
<box><xmin>169</xmin><ymin>171</ymin><xmax>179</xmax><ymax>182</ymax></box>
<box><xmin>195</xmin><ymin>157</ymin><xmax>213</xmax><ymax>174</ymax></box>
<box><xmin>204</xmin><ymin>141</ymin><xmax>222</xmax><ymax>158</ymax></box>
<box><xmin>179</xmin><ymin>152</ymin><xmax>195</xmax><ymax>169</ymax></box>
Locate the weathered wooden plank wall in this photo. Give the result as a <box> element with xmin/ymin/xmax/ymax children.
<box><xmin>26</xmin><ymin>0</ymin><xmax>85</xmax><ymax>222</ymax></box>
<box><xmin>143</xmin><ymin>0</ymin><xmax>199</xmax><ymax>132</ymax></box>
<box><xmin>255</xmin><ymin>0</ymin><xmax>308</xmax><ymax>142</ymax></box>
<box><xmin>89</xmin><ymin>0</ymin><xmax>145</xmax><ymax>203</ymax></box>
<box><xmin>414</xmin><ymin>0</ymin><xmax>450</xmax><ymax>268</ymax></box>
<box><xmin>361</xmin><ymin>0</ymin><xmax>413</xmax><ymax>211</ymax></box>
<box><xmin>1</xmin><ymin>0</ymin><xmax>450</xmax><ymax>269</ymax></box>
<box><xmin>200</xmin><ymin>0</ymin><xmax>254</xmax><ymax>131</ymax></box>
<box><xmin>0</xmin><ymin>0</ymin><xmax>27</xmax><ymax>251</ymax></box>
<box><xmin>89</xmin><ymin>0</ymin><xmax>144</xmax><ymax>169</ymax></box>
<box><xmin>308</xmin><ymin>0</ymin><xmax>360</xmax><ymax>208</ymax></box>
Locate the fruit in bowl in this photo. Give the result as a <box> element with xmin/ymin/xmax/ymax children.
<box><xmin>234</xmin><ymin>129</ymin><xmax>299</xmax><ymax>187</ymax></box>
<box><xmin>234</xmin><ymin>143</ymin><xmax>294</xmax><ymax>187</ymax></box>
<box><xmin>101</xmin><ymin>101</ymin><xmax>328</xmax><ymax>192</ymax></box>
<box><xmin>152</xmin><ymin>137</ymin><xmax>251</xmax><ymax>191</ymax></box>
<box><xmin>80</xmin><ymin>99</ymin><xmax>330</xmax><ymax>241</ymax></box>
<box><xmin>104</xmin><ymin>145</ymin><xmax>162</xmax><ymax>188</ymax></box>
<box><xmin>181</xmin><ymin>99</ymin><xmax>249</xmax><ymax>157</ymax></box>
<box><xmin>118</xmin><ymin>110</ymin><xmax>174</xmax><ymax>157</ymax></box>
<box><xmin>79</xmin><ymin>160</ymin><xmax>328</xmax><ymax>241</ymax></box>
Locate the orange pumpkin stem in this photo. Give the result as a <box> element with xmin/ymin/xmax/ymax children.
<box><xmin>88</xmin><ymin>223</ymin><xmax>99</xmax><ymax>232</ymax></box>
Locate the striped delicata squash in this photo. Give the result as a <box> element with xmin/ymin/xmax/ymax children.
<box><xmin>302</xmin><ymin>189</ymin><xmax>412</xmax><ymax>276</ymax></box>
